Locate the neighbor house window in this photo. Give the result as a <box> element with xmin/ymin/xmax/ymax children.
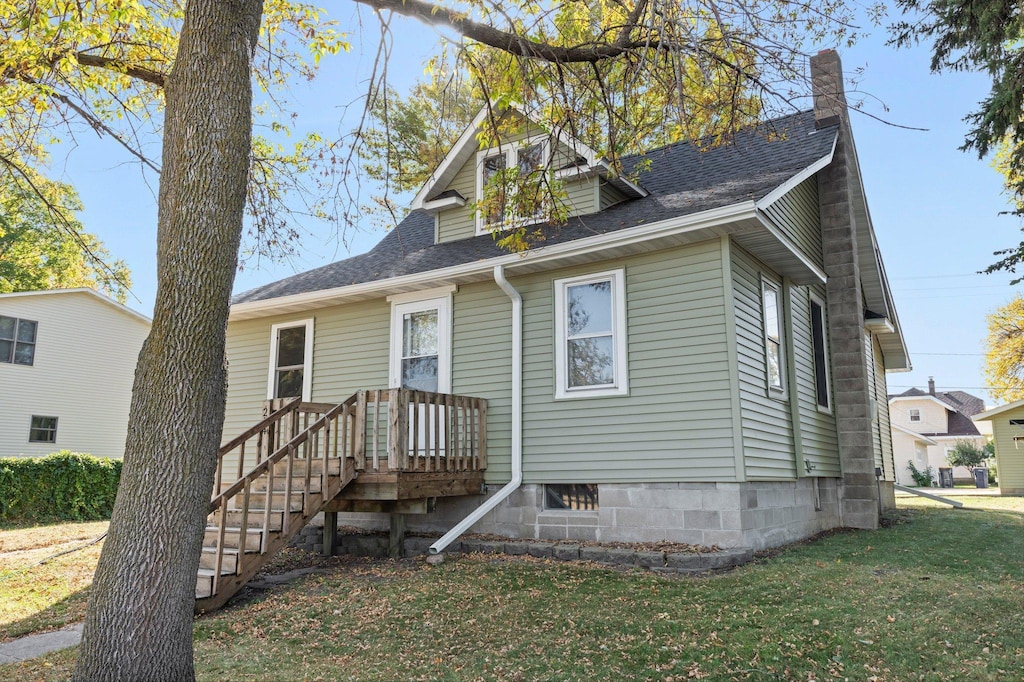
<box><xmin>29</xmin><ymin>416</ymin><xmax>57</xmax><ymax>443</ymax></box>
<box><xmin>554</xmin><ymin>269</ymin><xmax>628</xmax><ymax>399</ymax></box>
<box><xmin>809</xmin><ymin>296</ymin><xmax>831</xmax><ymax>410</ymax></box>
<box><xmin>476</xmin><ymin>138</ymin><xmax>548</xmax><ymax>233</ymax></box>
<box><xmin>0</xmin><ymin>316</ymin><xmax>38</xmax><ymax>365</ymax></box>
<box><xmin>267</xmin><ymin>319</ymin><xmax>314</xmax><ymax>401</ymax></box>
<box><xmin>762</xmin><ymin>279</ymin><xmax>785</xmax><ymax>394</ymax></box>
<box><xmin>909</xmin><ymin>409</ymin><xmax>921</xmax><ymax>422</ymax></box>
<box><xmin>544</xmin><ymin>484</ymin><xmax>599</xmax><ymax>510</ymax></box>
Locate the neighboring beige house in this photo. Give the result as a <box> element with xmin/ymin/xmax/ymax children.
<box><xmin>973</xmin><ymin>399</ymin><xmax>1024</xmax><ymax>495</ymax></box>
<box><xmin>888</xmin><ymin>377</ymin><xmax>989</xmax><ymax>486</ymax></box>
<box><xmin>0</xmin><ymin>288</ymin><xmax>150</xmax><ymax>458</ymax></box>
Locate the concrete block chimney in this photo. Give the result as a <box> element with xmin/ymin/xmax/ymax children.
<box><xmin>928</xmin><ymin>376</ymin><xmax>936</xmax><ymax>395</ymax></box>
<box><xmin>811</xmin><ymin>49</ymin><xmax>882</xmax><ymax>530</ymax></box>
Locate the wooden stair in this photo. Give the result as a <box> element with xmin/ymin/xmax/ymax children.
<box><xmin>195</xmin><ymin>396</ymin><xmax>360</xmax><ymax>612</ymax></box>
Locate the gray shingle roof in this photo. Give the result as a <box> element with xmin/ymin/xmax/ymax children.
<box><xmin>234</xmin><ymin>110</ymin><xmax>836</xmax><ymax>305</ymax></box>
<box><xmin>891</xmin><ymin>386</ymin><xmax>985</xmax><ymax>437</ymax></box>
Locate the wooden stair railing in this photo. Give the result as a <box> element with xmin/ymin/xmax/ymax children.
<box><xmin>196</xmin><ymin>389</ymin><xmax>487</xmax><ymax>612</ymax></box>
<box><xmin>195</xmin><ymin>393</ymin><xmax>360</xmax><ymax>612</ymax></box>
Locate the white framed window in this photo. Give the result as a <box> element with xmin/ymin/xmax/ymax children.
<box><xmin>0</xmin><ymin>315</ymin><xmax>38</xmax><ymax>366</ymax></box>
<box><xmin>389</xmin><ymin>293</ymin><xmax>452</xmax><ymax>394</ymax></box>
<box><xmin>29</xmin><ymin>415</ymin><xmax>57</xmax><ymax>443</ymax></box>
<box><xmin>475</xmin><ymin>137</ymin><xmax>549</xmax><ymax>234</ymax></box>
<box><xmin>266</xmin><ymin>319</ymin><xmax>314</xmax><ymax>401</ymax></box>
<box><xmin>554</xmin><ymin>269</ymin><xmax>628</xmax><ymax>399</ymax></box>
<box><xmin>909</xmin><ymin>409</ymin><xmax>921</xmax><ymax>422</ymax></box>
<box><xmin>809</xmin><ymin>294</ymin><xmax>831</xmax><ymax>412</ymax></box>
<box><xmin>762</xmin><ymin>278</ymin><xmax>785</xmax><ymax>396</ymax></box>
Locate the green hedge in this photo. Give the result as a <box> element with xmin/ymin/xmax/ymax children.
<box><xmin>0</xmin><ymin>451</ymin><xmax>122</xmax><ymax>522</ymax></box>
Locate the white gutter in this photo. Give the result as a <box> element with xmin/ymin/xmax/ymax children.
<box><xmin>231</xmin><ymin>201</ymin><xmax>757</xmax><ymax>320</ymax></box>
<box><xmin>429</xmin><ymin>265</ymin><xmax>523</xmax><ymax>554</ymax></box>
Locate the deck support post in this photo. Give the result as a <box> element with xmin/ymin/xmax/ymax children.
<box><xmin>389</xmin><ymin>512</ymin><xmax>406</xmax><ymax>558</ymax></box>
<box><xmin>323</xmin><ymin>511</ymin><xmax>338</xmax><ymax>556</ymax></box>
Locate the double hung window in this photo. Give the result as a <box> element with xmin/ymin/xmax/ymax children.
<box><xmin>0</xmin><ymin>316</ymin><xmax>37</xmax><ymax>365</ymax></box>
<box><xmin>762</xmin><ymin>280</ymin><xmax>785</xmax><ymax>395</ymax></box>
<box><xmin>554</xmin><ymin>269</ymin><xmax>628</xmax><ymax>399</ymax></box>
<box><xmin>809</xmin><ymin>295</ymin><xmax>831</xmax><ymax>411</ymax></box>
<box><xmin>476</xmin><ymin>139</ymin><xmax>547</xmax><ymax>232</ymax></box>
<box><xmin>267</xmin><ymin>319</ymin><xmax>314</xmax><ymax>401</ymax></box>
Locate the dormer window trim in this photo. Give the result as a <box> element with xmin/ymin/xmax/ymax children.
<box><xmin>475</xmin><ymin>135</ymin><xmax>551</xmax><ymax>235</ymax></box>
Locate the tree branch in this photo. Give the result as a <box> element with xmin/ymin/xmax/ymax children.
<box><xmin>353</xmin><ymin>0</ymin><xmax>663</xmax><ymax>62</ymax></box>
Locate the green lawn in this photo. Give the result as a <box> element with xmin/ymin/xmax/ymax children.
<box><xmin>0</xmin><ymin>520</ymin><xmax>107</xmax><ymax>642</ymax></box>
<box><xmin>3</xmin><ymin>500</ymin><xmax>1023</xmax><ymax>680</ymax></box>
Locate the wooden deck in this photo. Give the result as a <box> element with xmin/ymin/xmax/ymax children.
<box><xmin>197</xmin><ymin>389</ymin><xmax>487</xmax><ymax>611</ymax></box>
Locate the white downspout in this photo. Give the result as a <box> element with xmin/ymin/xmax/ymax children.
<box><xmin>429</xmin><ymin>265</ymin><xmax>523</xmax><ymax>554</ymax></box>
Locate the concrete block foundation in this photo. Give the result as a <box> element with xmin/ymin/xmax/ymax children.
<box><xmin>314</xmin><ymin>478</ymin><xmax>842</xmax><ymax>552</ymax></box>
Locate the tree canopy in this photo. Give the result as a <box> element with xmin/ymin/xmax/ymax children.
<box><xmin>0</xmin><ymin>181</ymin><xmax>131</xmax><ymax>302</ymax></box>
<box><xmin>984</xmin><ymin>295</ymin><xmax>1024</xmax><ymax>402</ymax></box>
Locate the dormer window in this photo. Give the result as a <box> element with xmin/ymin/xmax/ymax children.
<box><xmin>476</xmin><ymin>138</ymin><xmax>548</xmax><ymax>233</ymax></box>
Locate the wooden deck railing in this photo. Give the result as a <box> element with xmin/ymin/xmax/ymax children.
<box><xmin>202</xmin><ymin>389</ymin><xmax>486</xmax><ymax>603</ymax></box>
<box><xmin>355</xmin><ymin>389</ymin><xmax>487</xmax><ymax>473</ymax></box>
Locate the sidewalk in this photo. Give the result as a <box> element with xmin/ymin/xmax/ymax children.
<box><xmin>0</xmin><ymin>624</ymin><xmax>82</xmax><ymax>664</ymax></box>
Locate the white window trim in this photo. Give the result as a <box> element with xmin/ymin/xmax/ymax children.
<box><xmin>266</xmin><ymin>319</ymin><xmax>314</xmax><ymax>402</ymax></box>
<box><xmin>475</xmin><ymin>135</ymin><xmax>551</xmax><ymax>235</ymax></box>
<box><xmin>909</xmin><ymin>408</ymin><xmax>921</xmax><ymax>422</ymax></box>
<box><xmin>809</xmin><ymin>292</ymin><xmax>832</xmax><ymax>413</ymax></box>
<box><xmin>389</xmin><ymin>294</ymin><xmax>452</xmax><ymax>394</ymax></box>
<box><xmin>762</xmin><ymin>277</ymin><xmax>787</xmax><ymax>399</ymax></box>
<box><xmin>554</xmin><ymin>268</ymin><xmax>628</xmax><ymax>400</ymax></box>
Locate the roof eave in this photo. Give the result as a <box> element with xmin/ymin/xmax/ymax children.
<box><xmin>229</xmin><ymin>201</ymin><xmax>761</xmax><ymax>321</ymax></box>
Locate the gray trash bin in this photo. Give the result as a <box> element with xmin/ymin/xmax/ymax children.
<box><xmin>938</xmin><ymin>467</ymin><xmax>954</xmax><ymax>488</ymax></box>
<box><xmin>974</xmin><ymin>467</ymin><xmax>989</xmax><ymax>489</ymax></box>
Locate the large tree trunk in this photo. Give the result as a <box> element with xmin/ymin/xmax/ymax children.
<box><xmin>73</xmin><ymin>1</ymin><xmax>264</xmax><ymax>680</ymax></box>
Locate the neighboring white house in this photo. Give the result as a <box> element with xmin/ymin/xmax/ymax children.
<box><xmin>0</xmin><ymin>289</ymin><xmax>150</xmax><ymax>458</ymax></box>
<box><xmin>888</xmin><ymin>377</ymin><xmax>990</xmax><ymax>485</ymax></box>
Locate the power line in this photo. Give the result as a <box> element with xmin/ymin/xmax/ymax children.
<box><xmin>912</xmin><ymin>352</ymin><xmax>985</xmax><ymax>357</ymax></box>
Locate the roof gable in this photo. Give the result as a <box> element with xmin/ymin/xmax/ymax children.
<box><xmin>232</xmin><ymin>110</ymin><xmax>839</xmax><ymax>313</ymax></box>
<box><xmin>411</xmin><ymin>106</ymin><xmax>606</xmax><ymax>211</ymax></box>
<box><xmin>0</xmin><ymin>288</ymin><xmax>151</xmax><ymax>326</ymax></box>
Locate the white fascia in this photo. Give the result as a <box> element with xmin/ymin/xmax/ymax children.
<box><xmin>230</xmin><ymin>201</ymin><xmax>759</xmax><ymax>321</ymax></box>
<box><xmin>411</xmin><ymin>107</ymin><xmax>493</xmax><ymax>210</ymax></box>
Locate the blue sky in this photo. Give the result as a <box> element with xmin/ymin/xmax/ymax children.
<box><xmin>50</xmin><ymin>9</ymin><xmax>1023</xmax><ymax>405</ymax></box>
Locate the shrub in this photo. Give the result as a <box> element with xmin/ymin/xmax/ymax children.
<box><xmin>947</xmin><ymin>439</ymin><xmax>986</xmax><ymax>473</ymax></box>
<box><xmin>907</xmin><ymin>460</ymin><xmax>935</xmax><ymax>487</ymax></box>
<box><xmin>0</xmin><ymin>451</ymin><xmax>121</xmax><ymax>523</ymax></box>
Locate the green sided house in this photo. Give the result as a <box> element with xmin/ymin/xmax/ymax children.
<box><xmin>198</xmin><ymin>50</ymin><xmax>909</xmax><ymax>608</ymax></box>
<box><xmin>973</xmin><ymin>400</ymin><xmax>1024</xmax><ymax>495</ymax></box>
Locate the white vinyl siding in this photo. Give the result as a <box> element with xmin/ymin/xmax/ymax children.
<box><xmin>0</xmin><ymin>291</ymin><xmax>149</xmax><ymax>458</ymax></box>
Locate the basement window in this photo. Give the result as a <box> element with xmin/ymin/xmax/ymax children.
<box><xmin>544</xmin><ymin>484</ymin><xmax>599</xmax><ymax>510</ymax></box>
